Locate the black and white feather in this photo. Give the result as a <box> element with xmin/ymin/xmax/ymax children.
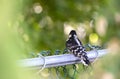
<box><xmin>66</xmin><ymin>30</ymin><xmax>90</xmax><ymax>66</ymax></box>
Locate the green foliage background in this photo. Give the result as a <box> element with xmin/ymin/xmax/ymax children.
<box><xmin>0</xmin><ymin>0</ymin><xmax>120</xmax><ymax>79</ymax></box>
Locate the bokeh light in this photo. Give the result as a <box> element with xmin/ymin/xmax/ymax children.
<box><xmin>77</xmin><ymin>23</ymin><xmax>86</xmax><ymax>39</ymax></box>
<box><xmin>89</xmin><ymin>33</ymin><xmax>99</xmax><ymax>44</ymax></box>
<box><xmin>33</xmin><ymin>3</ymin><xmax>43</xmax><ymax>14</ymax></box>
<box><xmin>64</xmin><ymin>23</ymin><xmax>75</xmax><ymax>35</ymax></box>
<box><xmin>95</xmin><ymin>16</ymin><xmax>108</xmax><ymax>36</ymax></box>
<box><xmin>101</xmin><ymin>72</ymin><xmax>115</xmax><ymax>79</ymax></box>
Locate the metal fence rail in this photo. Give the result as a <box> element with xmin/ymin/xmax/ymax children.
<box><xmin>19</xmin><ymin>49</ymin><xmax>107</xmax><ymax>69</ymax></box>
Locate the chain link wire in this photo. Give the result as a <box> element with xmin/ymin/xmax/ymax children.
<box><xmin>30</xmin><ymin>44</ymin><xmax>101</xmax><ymax>79</ymax></box>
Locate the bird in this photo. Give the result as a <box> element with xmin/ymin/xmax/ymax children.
<box><xmin>66</xmin><ymin>30</ymin><xmax>90</xmax><ymax>66</ymax></box>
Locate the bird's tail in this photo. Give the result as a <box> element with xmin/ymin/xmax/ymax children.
<box><xmin>82</xmin><ymin>55</ymin><xmax>91</xmax><ymax>66</ymax></box>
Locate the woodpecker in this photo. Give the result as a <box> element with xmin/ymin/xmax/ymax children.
<box><xmin>66</xmin><ymin>30</ymin><xmax>90</xmax><ymax>66</ymax></box>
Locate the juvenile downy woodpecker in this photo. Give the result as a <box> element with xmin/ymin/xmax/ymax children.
<box><xmin>66</xmin><ymin>30</ymin><xmax>90</xmax><ymax>66</ymax></box>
